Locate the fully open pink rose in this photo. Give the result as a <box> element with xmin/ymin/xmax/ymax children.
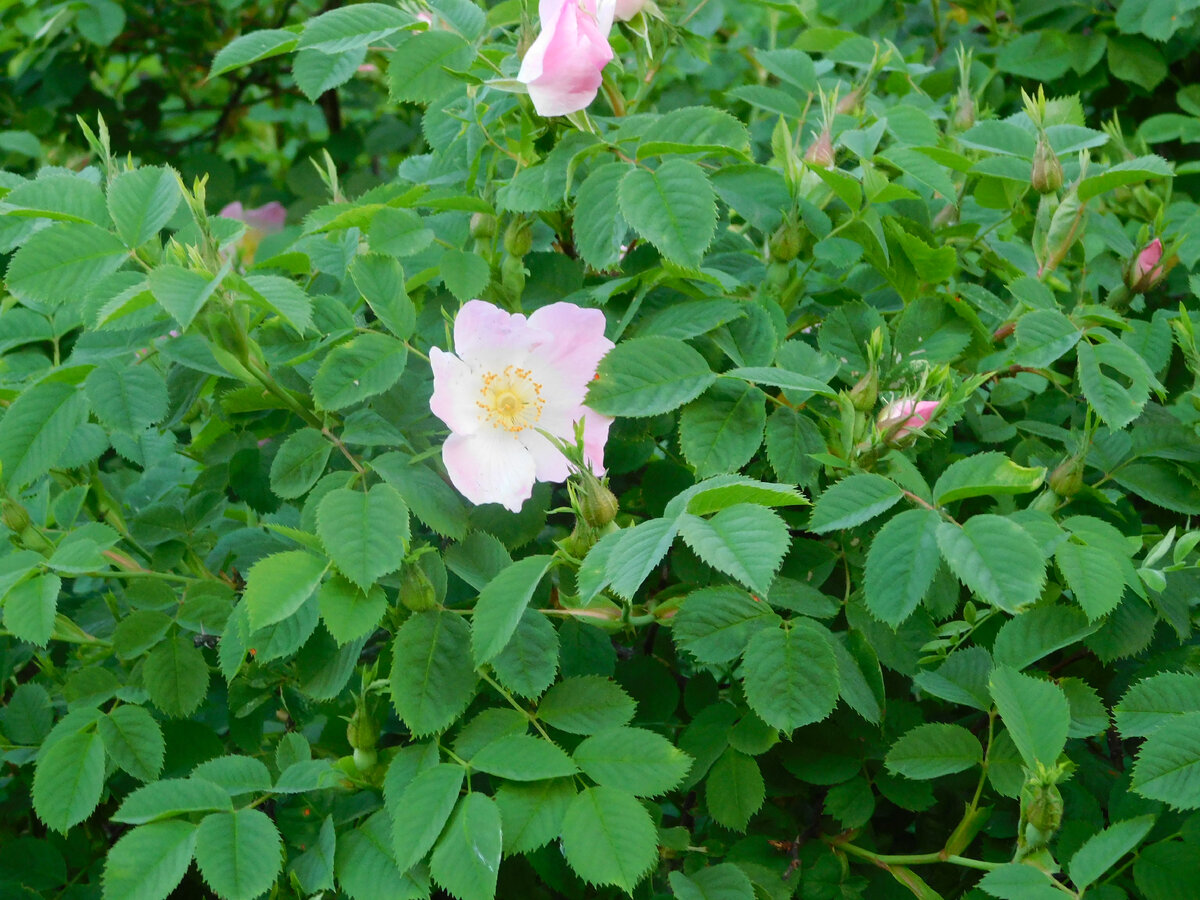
<box><xmin>878</xmin><ymin>399</ymin><xmax>939</xmax><ymax>442</ymax></box>
<box><xmin>517</xmin><ymin>0</ymin><xmax>616</xmax><ymax>117</ymax></box>
<box><xmin>429</xmin><ymin>300</ymin><xmax>614</xmax><ymax>512</ymax></box>
<box><xmin>614</xmin><ymin>0</ymin><xmax>647</xmax><ymax>20</ymax></box>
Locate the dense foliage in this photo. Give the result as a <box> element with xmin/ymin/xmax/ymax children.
<box><xmin>3</xmin><ymin>1</ymin><xmax>1200</xmax><ymax>899</ymax></box>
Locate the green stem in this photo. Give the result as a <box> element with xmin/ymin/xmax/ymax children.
<box><xmin>832</xmin><ymin>840</ymin><xmax>1001</xmax><ymax>872</ymax></box>
<box><xmin>480</xmin><ymin>670</ymin><xmax>556</xmax><ymax>743</ymax></box>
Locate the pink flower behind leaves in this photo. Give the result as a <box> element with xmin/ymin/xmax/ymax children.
<box><xmin>878</xmin><ymin>399</ymin><xmax>939</xmax><ymax>442</ymax></box>
<box><xmin>614</xmin><ymin>0</ymin><xmax>647</xmax><ymax>20</ymax></box>
<box><xmin>429</xmin><ymin>300</ymin><xmax>614</xmax><ymax>512</ymax></box>
<box><xmin>218</xmin><ymin>201</ymin><xmax>288</xmax><ymax>265</ymax></box>
<box><xmin>517</xmin><ymin>0</ymin><xmax>616</xmax><ymax>117</ymax></box>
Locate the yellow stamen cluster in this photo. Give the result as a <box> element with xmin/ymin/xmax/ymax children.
<box><xmin>477</xmin><ymin>365</ymin><xmax>545</xmax><ymax>432</ymax></box>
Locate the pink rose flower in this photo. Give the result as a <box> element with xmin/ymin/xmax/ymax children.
<box><xmin>614</xmin><ymin>0</ymin><xmax>646</xmax><ymax>20</ymax></box>
<box><xmin>878</xmin><ymin>399</ymin><xmax>939</xmax><ymax>442</ymax></box>
<box><xmin>218</xmin><ymin>201</ymin><xmax>288</xmax><ymax>265</ymax></box>
<box><xmin>517</xmin><ymin>0</ymin><xmax>616</xmax><ymax>117</ymax></box>
<box><xmin>429</xmin><ymin>300</ymin><xmax>614</xmax><ymax>512</ymax></box>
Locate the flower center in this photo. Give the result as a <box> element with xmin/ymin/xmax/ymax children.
<box><xmin>477</xmin><ymin>365</ymin><xmax>545</xmax><ymax>432</ymax></box>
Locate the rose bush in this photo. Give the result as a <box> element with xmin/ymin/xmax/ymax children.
<box><xmin>2</xmin><ymin>2</ymin><xmax>1200</xmax><ymax>900</ymax></box>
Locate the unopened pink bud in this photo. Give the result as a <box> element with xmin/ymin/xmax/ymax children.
<box><xmin>614</xmin><ymin>0</ymin><xmax>647</xmax><ymax>20</ymax></box>
<box><xmin>1125</xmin><ymin>238</ymin><xmax>1170</xmax><ymax>294</ymax></box>
<box><xmin>878</xmin><ymin>399</ymin><xmax>939</xmax><ymax>442</ymax></box>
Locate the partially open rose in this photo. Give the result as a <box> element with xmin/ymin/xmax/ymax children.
<box><xmin>517</xmin><ymin>0</ymin><xmax>617</xmax><ymax>117</ymax></box>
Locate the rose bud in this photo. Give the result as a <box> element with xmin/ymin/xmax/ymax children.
<box><xmin>1125</xmin><ymin>237</ymin><xmax>1173</xmax><ymax>294</ymax></box>
<box><xmin>1030</xmin><ymin>133</ymin><xmax>1063</xmax><ymax>194</ymax></box>
<box><xmin>877</xmin><ymin>399</ymin><xmax>939</xmax><ymax>442</ymax></box>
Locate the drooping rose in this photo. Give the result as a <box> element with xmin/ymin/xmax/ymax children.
<box><xmin>517</xmin><ymin>0</ymin><xmax>617</xmax><ymax>117</ymax></box>
<box><xmin>614</xmin><ymin>0</ymin><xmax>646</xmax><ymax>20</ymax></box>
<box><xmin>878</xmin><ymin>399</ymin><xmax>939</xmax><ymax>442</ymax></box>
<box><xmin>218</xmin><ymin>201</ymin><xmax>287</xmax><ymax>264</ymax></box>
<box><xmin>429</xmin><ymin>300</ymin><xmax>614</xmax><ymax>512</ymax></box>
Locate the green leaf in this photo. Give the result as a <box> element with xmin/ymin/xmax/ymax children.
<box><xmin>269</xmin><ymin>428</ymin><xmax>332</xmax><ymax>499</ymax></box>
<box><xmin>741</xmin><ymin>620</ymin><xmax>839</xmax><ymax>732</ymax></box>
<box><xmin>292</xmin><ymin>815</ymin><xmax>336</xmax><ymax>893</ymax></box>
<box><xmin>679</xmin><ymin>382</ymin><xmax>766</xmax><ymax>477</ymax></box>
<box><xmin>765</xmin><ymin>406</ymin><xmax>824</xmax><ymax>486</ymax></box>
<box><xmin>98</xmin><ymin>706</ymin><xmax>164</xmax><ymax>782</ymax></box>
<box><xmin>669</xmin><ymin>864</ymin><xmax>756</xmax><ymax>900</ymax></box>
<box><xmin>191</xmin><ymin>756</ymin><xmax>273</xmax><ymax>795</ymax></box>
<box><xmin>724</xmin><ymin>366</ymin><xmax>835</xmax><ymax>397</ymax></box>
<box><xmin>705</xmin><ymin>748</ymin><xmax>764</xmax><ymax>831</ymax></box>
<box><xmin>107</xmin><ymin>167</ymin><xmax>180</xmax><ymax>247</ymax></box>
<box><xmin>33</xmin><ymin>729</ymin><xmax>105</xmax><ymax>832</ymax></box>
<box><xmin>638</xmin><ymin>105</ymin><xmax>751</xmax><ymax>159</ymax></box>
<box><xmin>586</xmin><ymin>336</ymin><xmax>715</xmax><ymax>417</ymax></box>
<box><xmin>991</xmin><ymin>604</ymin><xmax>1097</xmax><ymax>671</ymax></box>
<box><xmin>5</xmin><ymin>173</ymin><xmax>109</xmax><ymax>224</ymax></box>
<box><xmin>142</xmin><ymin>637</ymin><xmax>210</xmax><ymax>718</ymax></box>
<box><xmin>390</xmin><ymin>763</ymin><xmax>464</xmax><ymax>872</ymax></box>
<box><xmin>84</xmin><ymin>361</ymin><xmax>168</xmax><ymax>434</ymax></box>
<box><xmin>2</xmin><ymin>574</ymin><xmax>61</xmax><ymax>647</ymax></box>
<box><xmin>978</xmin><ymin>863</ymin><xmax>1066</xmax><ymax>900</ymax></box>
<box><xmin>679</xmin><ymin>504</ymin><xmax>789</xmax><ymax>596</ymax></box>
<box><xmin>210</xmin><ymin>29</ymin><xmax>298</xmax><ymax>77</ymax></box>
<box><xmin>536</xmin><ymin>676</ymin><xmax>636</xmax><ymax>735</ymax></box>
<box><xmin>1077</xmin><ymin>340</ymin><xmax>1152</xmax><ymax>430</ymax></box>
<box><xmin>317</xmin><ymin>485</ymin><xmax>409</xmax><ymax>591</ymax></box>
<box><xmin>863</xmin><ymin>508</ymin><xmax>942</xmax><ymax>628</ymax></box>
<box><xmin>1014</xmin><ymin>309</ymin><xmax>1082</xmax><ymax>368</ymax></box>
<box><xmin>241</xmin><ymin>274</ymin><xmax>313</xmax><ymax>334</ymax></box>
<box><xmin>936</xmin><ymin>516</ymin><xmax>1046</xmax><ymax>614</ymax></box>
<box><xmin>672</xmin><ymin>585</ymin><xmax>779</xmax><ymax>664</ymax></box>
<box><xmin>194</xmin><ymin>810</ymin><xmax>282</xmax><ymax>900</ymax></box>
<box><xmin>885</xmin><ymin>723</ymin><xmax>983</xmax><ymax>780</ymax></box>
<box><xmin>350</xmin><ymin>253</ymin><xmax>415</xmax><ymax>340</ymax></box>
<box><xmin>0</xmin><ymin>383</ymin><xmax>89</xmax><ymax>491</ymax></box>
<box><xmin>989</xmin><ymin>666</ymin><xmax>1070</xmax><ymax>769</ymax></box>
<box><xmin>435</xmin><ymin>241</ymin><xmax>493</xmax><ymax>299</ymax></box>
<box><xmin>470</xmin><ymin>734</ymin><xmax>578</xmax><ymax>781</ymax></box>
<box><xmin>932</xmin><ymin>453</ymin><xmax>1046</xmax><ymax>506</ymax></box>
<box><xmin>670</xmin><ymin>474</ymin><xmax>808</xmax><ymax>517</ymax></box>
<box><xmin>388</xmin><ymin>31</ymin><xmax>474</xmax><ymax>103</ymax></box>
<box><xmin>573</xmin><ymin>726</ymin><xmax>691</xmax><ymax>796</ymax></box>
<box><xmin>573</xmin><ymin>162</ymin><xmax>630</xmax><ymax>270</ymax></box>
<box><xmin>148</xmin><ymin>265</ymin><xmax>220</xmax><ymax>330</ymax></box>
<box><xmin>833</xmin><ymin>631</ymin><xmax>885</xmax><ymax>725</ymax></box>
<box><xmin>1116</xmin><ymin>672</ymin><xmax>1200</xmax><ymax>738</ymax></box>
<box><xmin>1068</xmin><ymin>815</ymin><xmax>1157</xmax><ymax>889</ymax></box>
<box><xmin>390</xmin><ymin>611</ymin><xmax>476</xmax><ymax>736</ymax></box>
<box><xmin>561</xmin><ymin>786</ymin><xmax>657</xmax><ymax>891</ymax></box>
<box><xmin>1080</xmin><ymin>155</ymin><xmax>1173</xmax><ymax>203</ymax></box>
<box><xmin>1107</xmin><ymin>37</ymin><xmax>1168</xmax><ymax>90</ymax></box>
<box><xmin>339</xmin><ymin>812</ymin><xmax>428</xmax><ymax>900</ymax></box>
<box><xmin>369</xmin><ymin>206</ymin><xmax>434</xmax><ymax>256</ymax></box>
<box><xmin>372</xmin><ymin>453</ymin><xmax>469</xmax><ymax>540</ymax></box>
<box><xmin>298</xmin><ymin>3</ymin><xmax>413</xmax><ymax>52</ymax></box>
<box><xmin>6</xmin><ymin>222</ymin><xmax>128</xmax><ymax>307</ymax></box>
<box><xmin>244</xmin><ymin>550</ymin><xmax>328</xmax><ymax>630</ymax></box>
<box><xmin>317</xmin><ymin>576</ymin><xmax>387</xmax><ymax>645</ymax></box>
<box><xmin>1131</xmin><ymin>712</ymin><xmax>1200</xmax><ymax>809</ymax></box>
<box><xmin>471</xmin><ymin>554</ymin><xmax>553</xmax><ymax>665</ymax></box>
<box><xmin>494</xmin><ymin>779</ymin><xmax>576</xmax><ymax>855</ymax></box>
<box><xmin>602</xmin><ymin>516</ymin><xmax>680</xmax><ymax>599</ymax></box>
<box><xmin>101</xmin><ymin>821</ymin><xmax>197</xmax><ymax>900</ymax></box>
<box><xmin>113</xmin><ymin>778</ymin><xmax>232</xmax><ymax>824</ymax></box>
<box><xmin>808</xmin><ymin>473</ymin><xmax>903</xmax><ymax>534</ymax></box>
<box><xmin>1055</xmin><ymin>539</ymin><xmax>1125</xmax><ymax>620</ymax></box>
<box><xmin>491</xmin><ymin>608</ymin><xmax>559</xmax><ymax>699</ymax></box>
<box><xmin>618</xmin><ymin>158</ymin><xmax>716</xmax><ymax>268</ymax></box>
<box><xmin>313</xmin><ymin>333</ymin><xmax>408</xmax><ymax>410</ymax></box>
<box><xmin>293</xmin><ymin>47</ymin><xmax>364</xmax><ymax>102</ymax></box>
<box><xmin>429</xmin><ymin>794</ymin><xmax>502</xmax><ymax>900</ymax></box>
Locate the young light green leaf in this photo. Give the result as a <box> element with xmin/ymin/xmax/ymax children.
<box><xmin>932</xmin><ymin>453</ymin><xmax>1045</xmax><ymax>506</ymax></box>
<box><xmin>269</xmin><ymin>428</ymin><xmax>332</xmax><ymax>499</ymax></box>
<box><xmin>388</xmin><ymin>30</ymin><xmax>475</xmax><ymax>103</ymax></box>
<box><xmin>671</xmin><ymin>585</ymin><xmax>779</xmax><ymax>664</ymax></box>
<box><xmin>0</xmin><ymin>383</ymin><xmax>89</xmax><ymax>491</ymax></box>
<box><xmin>1068</xmin><ymin>814</ymin><xmax>1156</xmax><ymax>889</ymax></box>
<box><xmin>210</xmin><ymin>29</ymin><xmax>298</xmax><ymax>77</ymax></box>
<box><xmin>101</xmin><ymin>821</ymin><xmax>197</xmax><ymax>900</ymax></box>
<box><xmin>1130</xmin><ymin>712</ymin><xmax>1200</xmax><ymax>809</ymax></box>
<box><xmin>243</xmin><ymin>550</ymin><xmax>328</xmax><ymax>630</ymax></box>
<box><xmin>107</xmin><ymin>166</ymin><xmax>180</xmax><ymax>247</ymax></box>
<box><xmin>1116</xmin><ymin>672</ymin><xmax>1200</xmax><ymax>738</ymax></box>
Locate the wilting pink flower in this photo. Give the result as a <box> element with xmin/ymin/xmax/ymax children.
<box><xmin>517</xmin><ymin>0</ymin><xmax>616</xmax><ymax>117</ymax></box>
<box><xmin>614</xmin><ymin>0</ymin><xmax>646</xmax><ymax>20</ymax></box>
<box><xmin>218</xmin><ymin>201</ymin><xmax>287</xmax><ymax>264</ymax></box>
<box><xmin>429</xmin><ymin>300</ymin><xmax>613</xmax><ymax>512</ymax></box>
<box><xmin>1125</xmin><ymin>238</ymin><xmax>1170</xmax><ymax>294</ymax></box>
<box><xmin>878</xmin><ymin>399</ymin><xmax>939</xmax><ymax>442</ymax></box>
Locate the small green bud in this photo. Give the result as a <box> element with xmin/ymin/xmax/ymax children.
<box><xmin>353</xmin><ymin>747</ymin><xmax>378</xmax><ymax>772</ymax></box>
<box><xmin>1</xmin><ymin>500</ymin><xmax>31</xmax><ymax>534</ymax></box>
<box><xmin>768</xmin><ymin>218</ymin><xmax>803</xmax><ymax>262</ymax></box>
<box><xmin>1048</xmin><ymin>457</ymin><xmax>1084</xmax><ymax>497</ymax></box>
<box><xmin>578</xmin><ymin>476</ymin><xmax>619</xmax><ymax>529</ymax></box>
<box><xmin>503</xmin><ymin>218</ymin><xmax>533</xmax><ymax>257</ymax></box>
<box><xmin>470</xmin><ymin>212</ymin><xmax>497</xmax><ymax>239</ymax></box>
<box><xmin>848</xmin><ymin>370</ymin><xmax>878</xmax><ymax>413</ymax></box>
<box><xmin>1031</xmin><ymin>133</ymin><xmax>1063</xmax><ymax>194</ymax></box>
<box><xmin>400</xmin><ymin>563</ymin><xmax>438</xmax><ymax>612</ymax></box>
<box><xmin>1021</xmin><ymin>779</ymin><xmax>1063</xmax><ymax>838</ymax></box>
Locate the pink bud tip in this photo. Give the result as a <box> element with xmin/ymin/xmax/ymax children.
<box><xmin>878</xmin><ymin>399</ymin><xmax>940</xmax><ymax>441</ymax></box>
